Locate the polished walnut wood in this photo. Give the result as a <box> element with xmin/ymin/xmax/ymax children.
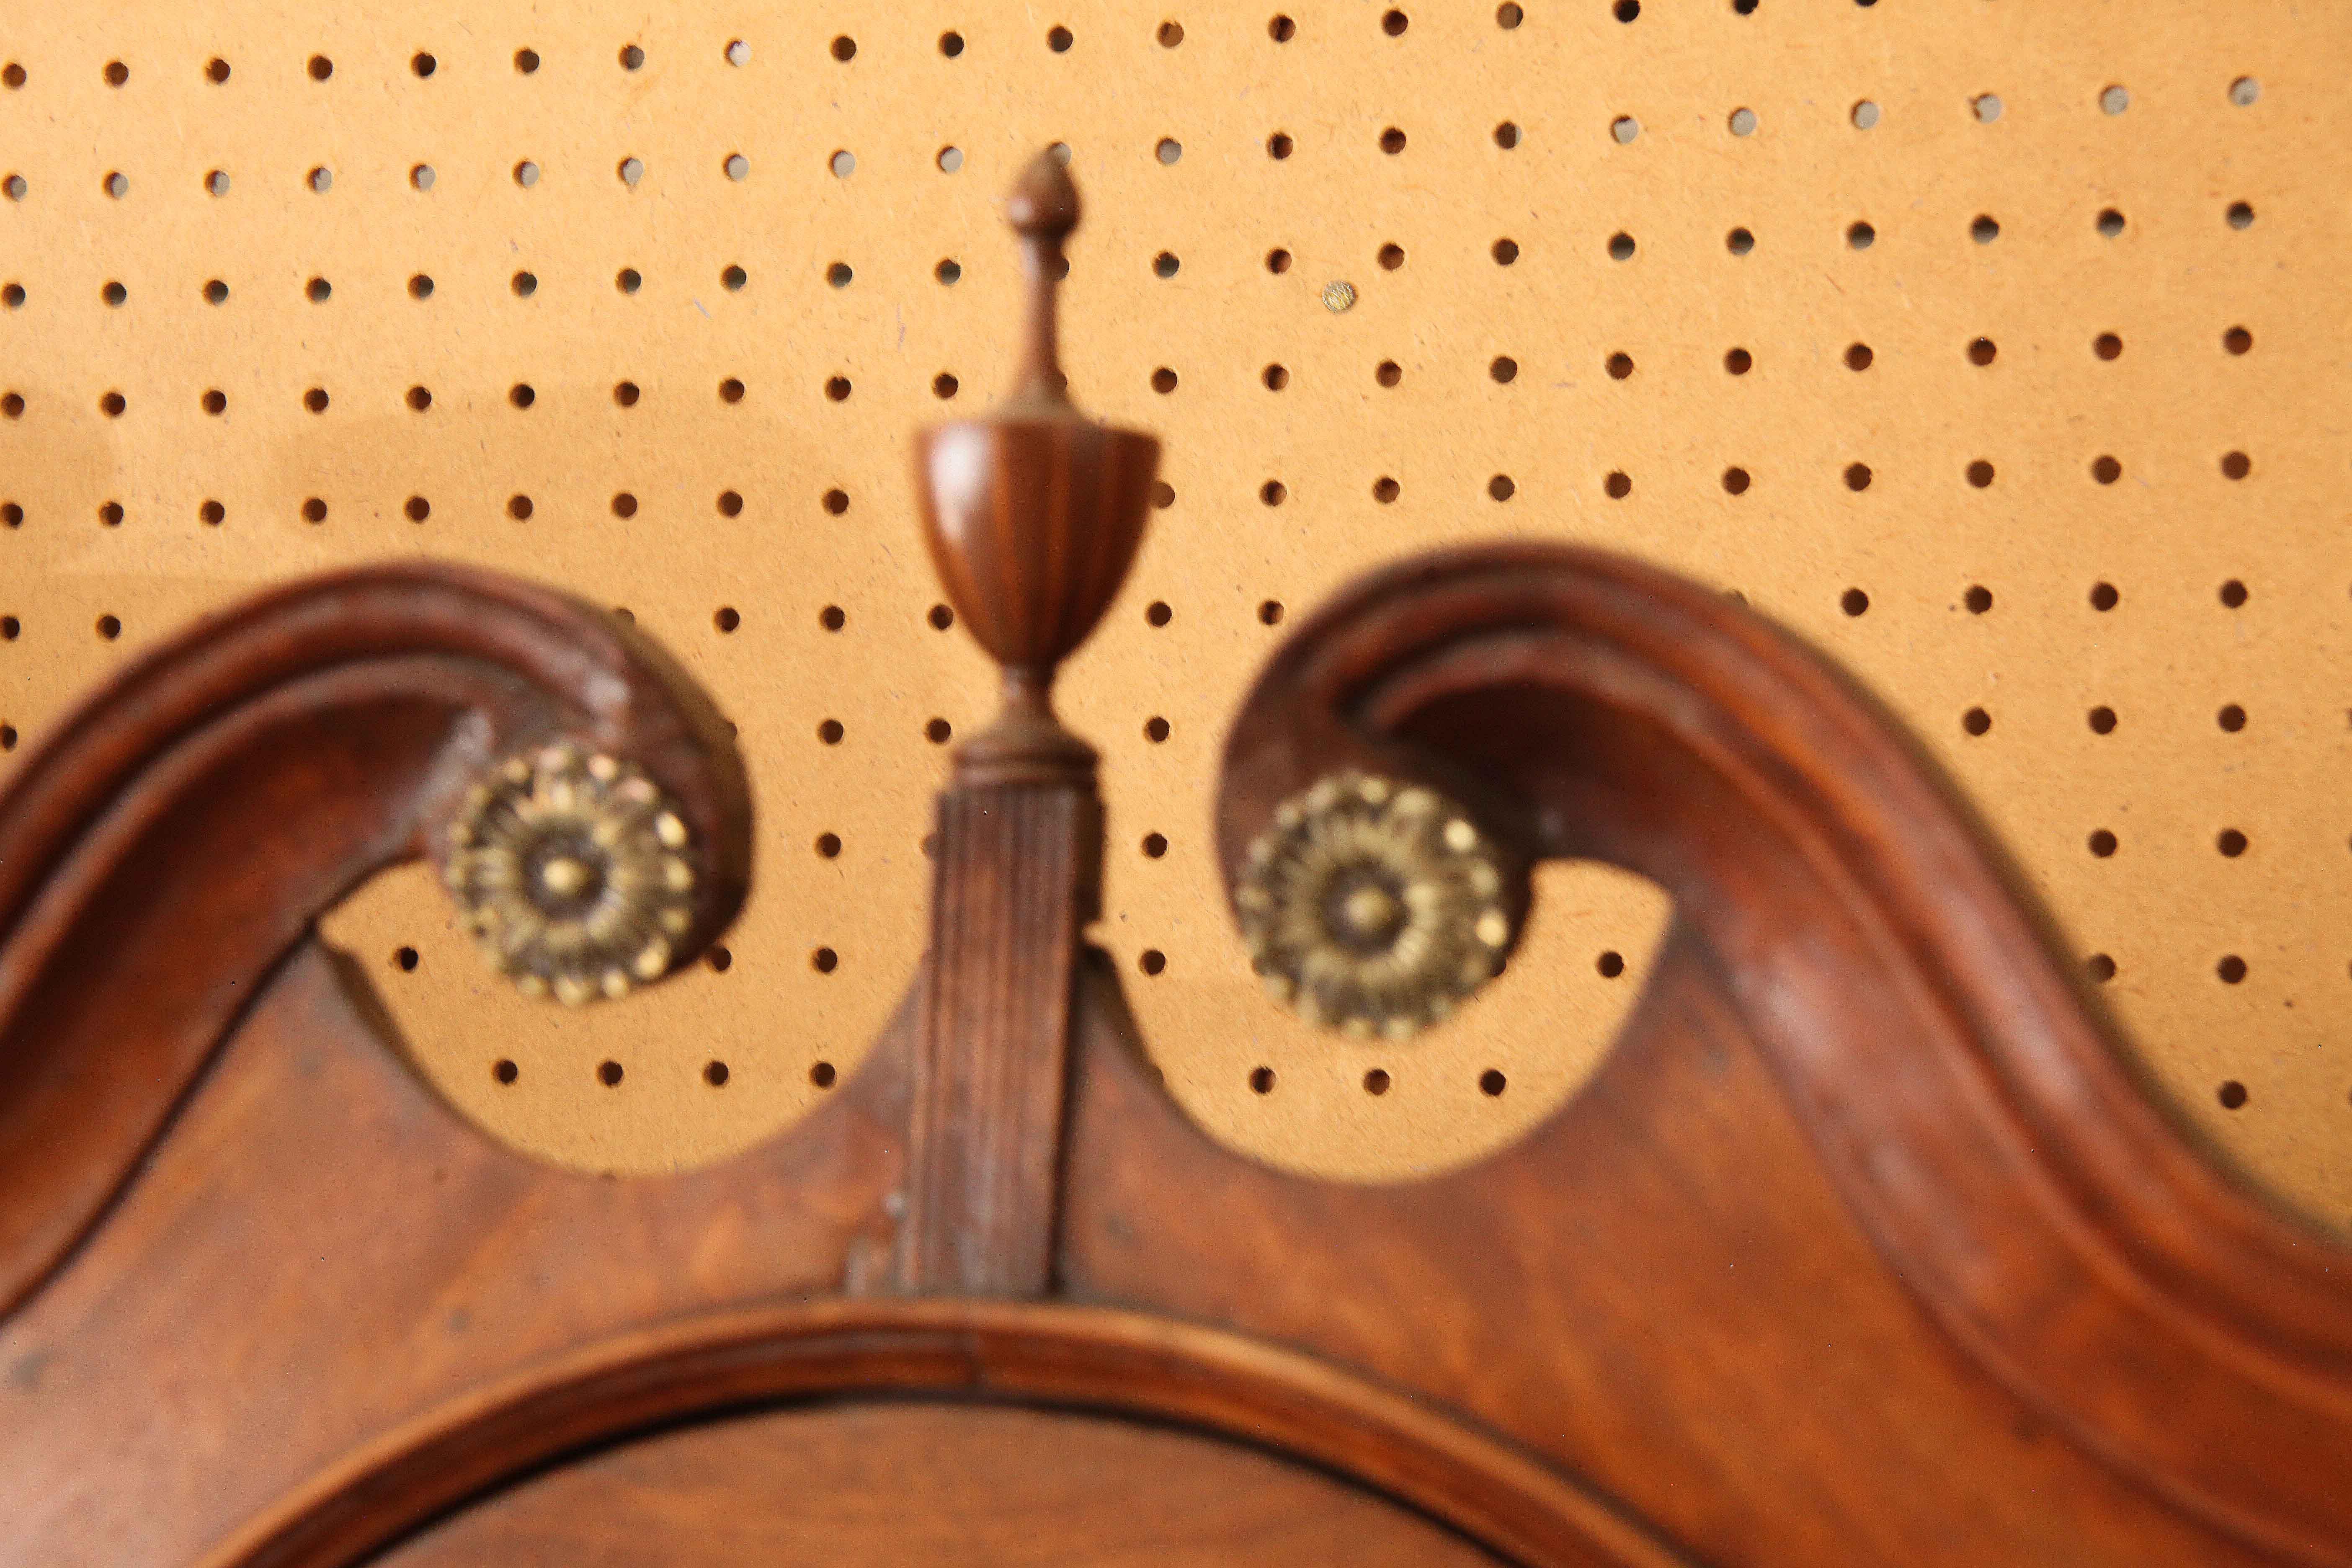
<box><xmin>373</xmin><ymin>1402</ymin><xmax>1505</xmax><ymax>1567</ymax></box>
<box><xmin>3</xmin><ymin>158</ymin><xmax>2348</xmax><ymax>1568</ymax></box>
<box><xmin>899</xmin><ymin>148</ymin><xmax>1153</xmax><ymax>1294</ymax></box>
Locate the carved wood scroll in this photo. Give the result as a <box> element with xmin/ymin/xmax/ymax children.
<box><xmin>2</xmin><ymin>155</ymin><xmax>2349</xmax><ymax>1568</ymax></box>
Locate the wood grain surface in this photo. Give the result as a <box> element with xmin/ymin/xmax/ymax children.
<box><xmin>372</xmin><ymin>1401</ymin><xmax>1504</xmax><ymax>1568</ymax></box>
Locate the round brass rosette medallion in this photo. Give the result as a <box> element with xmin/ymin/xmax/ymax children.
<box><xmin>1236</xmin><ymin>772</ymin><xmax>1516</xmax><ymax>1038</ymax></box>
<box><xmin>442</xmin><ymin>741</ymin><xmax>699</xmax><ymax>1005</ymax></box>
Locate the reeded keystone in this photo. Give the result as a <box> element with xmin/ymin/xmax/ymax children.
<box><xmin>914</xmin><ymin>152</ymin><xmax>1162</xmax><ymax>789</ymax></box>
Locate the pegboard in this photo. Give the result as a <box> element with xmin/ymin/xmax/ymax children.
<box><xmin>3</xmin><ymin>3</ymin><xmax>2348</xmax><ymax>1222</ymax></box>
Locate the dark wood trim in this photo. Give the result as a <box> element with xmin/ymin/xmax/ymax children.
<box><xmin>200</xmin><ymin>1298</ymin><xmax>1684</xmax><ymax>1568</ymax></box>
<box><xmin>898</xmin><ymin>787</ymin><xmax>1097</xmax><ymax>1293</ymax></box>
<box><xmin>0</xmin><ymin>564</ymin><xmax>750</xmax><ymax>1318</ymax></box>
<box><xmin>1213</xmin><ymin>543</ymin><xmax>2352</xmax><ymax>1563</ymax></box>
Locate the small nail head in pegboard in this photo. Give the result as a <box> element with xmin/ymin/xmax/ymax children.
<box><xmin>0</xmin><ymin>3</ymin><xmax>2346</xmax><ymax>1213</ymax></box>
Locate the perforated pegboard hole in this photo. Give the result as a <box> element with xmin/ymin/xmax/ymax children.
<box><xmin>1968</xmin><ymin>337</ymin><xmax>1997</xmax><ymax>366</ymax></box>
<box><xmin>1851</xmin><ymin>99</ymin><xmax>1880</xmax><ymax>129</ymax></box>
<box><xmin>2089</xmin><ymin>830</ymin><xmax>2119</xmax><ymax>858</ymax></box>
<box><xmin>98</xmin><ymin>501</ymin><xmax>124</xmax><ymax>527</ymax></box>
<box><xmin>2224</xmin><ymin>326</ymin><xmax>2252</xmax><ymax>355</ymax></box>
<box><xmin>713</xmin><ymin>606</ymin><xmax>740</xmax><ymax>633</ymax></box>
<box><xmin>1962</xmin><ymin>707</ymin><xmax>1992</xmax><ymax>736</ymax></box>
<box><xmin>95</xmin><ymin>614</ymin><xmax>121</xmax><ymax>642</ymax></box>
<box><xmin>2089</xmin><ymin>706</ymin><xmax>2118</xmax><ymax>735</ymax></box>
<box><xmin>406</xmin><ymin>385</ymin><xmax>432</xmax><ymax>411</ymax></box>
<box><xmin>1048</xmin><ymin>25</ymin><xmax>1074</xmax><ymax>52</ymax></box>
<box><xmin>404</xmin><ymin>496</ymin><xmax>429</xmax><ymax>523</ymax></box>
<box><xmin>1726</xmin><ymin>227</ymin><xmax>1754</xmax><ymax>255</ymax></box>
<box><xmin>1604</xmin><ymin>472</ymin><xmax>1632</xmax><ymax>499</ymax></box>
<box><xmin>307</xmin><ymin>54</ymin><xmax>332</xmax><ymax>81</ymax></box>
<box><xmin>1372</xmin><ymin>477</ymin><xmax>1400</xmax><ymax>504</ymax></box>
<box><xmin>2218</xmin><ymin>955</ymin><xmax>2249</xmax><ymax>985</ymax></box>
<box><xmin>1265</xmin><ymin>248</ymin><xmax>1292</xmax><ymax>274</ymax></box>
<box><xmin>2101</xmin><ymin>85</ymin><xmax>2130</xmax><ymax>115</ymax></box>
<box><xmin>1493</xmin><ymin>121</ymin><xmax>1520</xmax><ymax>150</ymax></box>
<box><xmin>1142</xmin><ymin>833</ymin><xmax>1168</xmax><ymax>859</ymax></box>
<box><xmin>1841</xmin><ymin>587</ymin><xmax>1870</xmax><ymax>616</ymax></box>
<box><xmin>2226</xmin><ymin>201</ymin><xmax>2254</xmax><ymax>230</ymax></box>
<box><xmin>206</xmin><ymin>170</ymin><xmax>230</xmax><ymax>197</ymax></box>
<box><xmin>1363</xmin><ymin>1068</ymin><xmax>1392</xmax><ymax>1096</ymax></box>
<box><xmin>1844</xmin><ymin>342</ymin><xmax>1873</xmax><ymax>371</ymax></box>
<box><xmin>925</xmin><ymin>717</ymin><xmax>952</xmax><ymax>744</ymax></box>
<box><xmin>928</xmin><ymin>602</ymin><xmax>955</xmax><ymax>630</ymax></box>
<box><xmin>2090</xmin><ymin>582</ymin><xmax>2120</xmax><ymax>612</ymax></box>
<box><xmin>812</xmin><ymin>946</ymin><xmax>840</xmax><ymax>974</ymax></box>
<box><xmin>1145</xmin><ymin>601</ymin><xmax>1171</xmax><ymax>627</ymax></box>
<box><xmin>1249</xmin><ymin>1066</ymin><xmax>1277</xmax><ymax>1094</ymax></box>
<box><xmin>1720</xmin><ymin>467</ymin><xmax>1749</xmax><ymax>496</ymax></box>
<box><xmin>1965</xmin><ymin>585</ymin><xmax>1994</xmax><ymax>614</ymax></box>
<box><xmin>2218</xmin><ymin>703</ymin><xmax>2248</xmax><ymax>732</ymax></box>
<box><xmin>1725</xmin><ymin>348</ymin><xmax>1753</xmax><ymax>376</ymax></box>
<box><xmin>2094</xmin><ymin>332</ymin><xmax>2123</xmax><ymax>360</ymax></box>
<box><xmin>810</xmin><ymin>1061</ymin><xmax>839</xmax><ymax>1089</ymax></box>
<box><xmin>2097</xmin><ymin>207</ymin><xmax>2125</xmax><ymax>237</ymax></box>
<box><xmin>199</xmin><ymin>500</ymin><xmax>224</xmax><ymax>526</ymax></box>
<box><xmin>493</xmin><ymin>1059</ymin><xmax>519</xmax><ymax>1085</ymax></box>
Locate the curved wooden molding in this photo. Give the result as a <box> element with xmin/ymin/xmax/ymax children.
<box><xmin>0</xmin><ymin>564</ymin><xmax>750</xmax><ymax>1318</ymax></box>
<box><xmin>202</xmin><ymin>1297</ymin><xmax>1681</xmax><ymax>1568</ymax></box>
<box><xmin>1209</xmin><ymin>543</ymin><xmax>2352</xmax><ymax>1563</ymax></box>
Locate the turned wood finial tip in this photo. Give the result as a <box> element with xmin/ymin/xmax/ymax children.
<box><xmin>1007</xmin><ymin>149</ymin><xmax>1080</xmax><ymax>242</ymax></box>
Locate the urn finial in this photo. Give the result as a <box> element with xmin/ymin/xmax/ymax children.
<box><xmin>913</xmin><ymin>151</ymin><xmax>1161</xmax><ymax>790</ymax></box>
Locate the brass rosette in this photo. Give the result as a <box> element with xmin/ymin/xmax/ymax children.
<box><xmin>442</xmin><ymin>741</ymin><xmax>699</xmax><ymax>1006</ymax></box>
<box><xmin>1236</xmin><ymin>772</ymin><xmax>1516</xmax><ymax>1038</ymax></box>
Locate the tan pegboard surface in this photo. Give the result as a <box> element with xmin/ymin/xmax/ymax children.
<box><xmin>3</xmin><ymin>3</ymin><xmax>2349</xmax><ymax>1215</ymax></box>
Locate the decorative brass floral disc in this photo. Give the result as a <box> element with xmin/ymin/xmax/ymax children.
<box><xmin>442</xmin><ymin>741</ymin><xmax>698</xmax><ymax>1006</ymax></box>
<box><xmin>1235</xmin><ymin>772</ymin><xmax>1516</xmax><ymax>1038</ymax></box>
